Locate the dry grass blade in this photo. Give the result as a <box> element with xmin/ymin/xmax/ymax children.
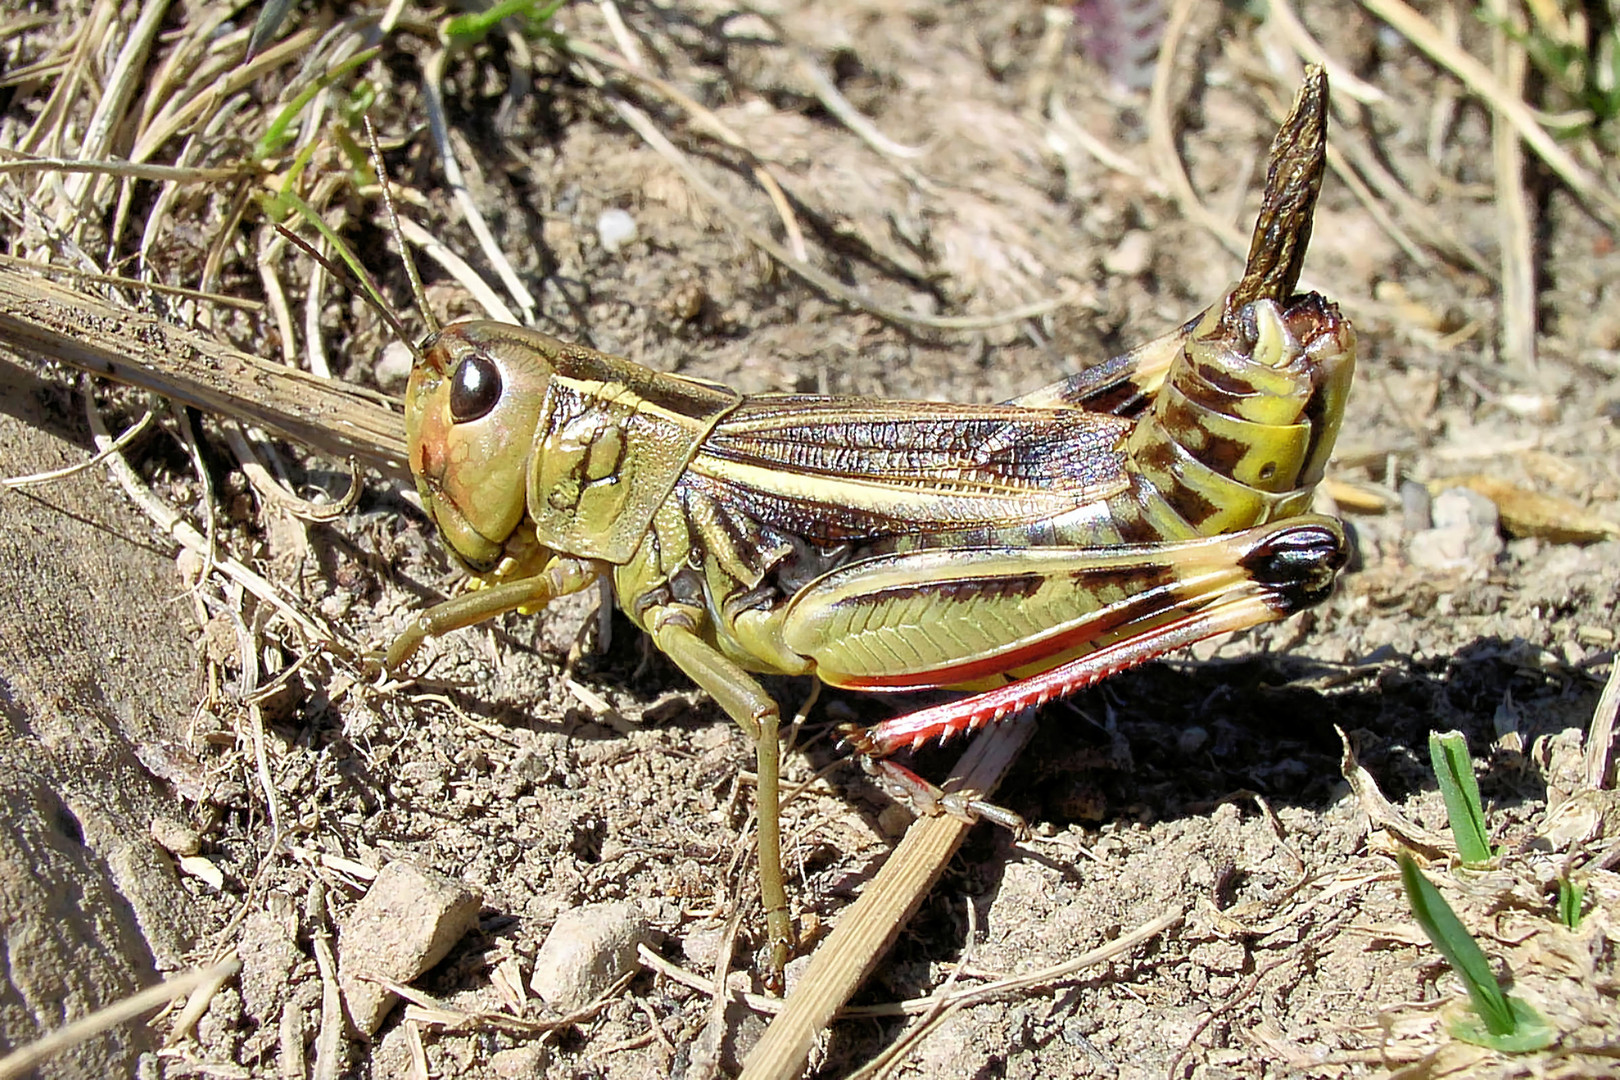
<box><xmin>0</xmin><ymin>958</ymin><xmax>241</xmax><ymax>1080</ymax></box>
<box><xmin>1</xmin><ymin>407</ymin><xmax>153</xmax><ymax>489</ymax></box>
<box><xmin>1587</xmin><ymin>658</ymin><xmax>1620</xmax><ymax>790</ymax></box>
<box><xmin>1359</xmin><ymin>0</ymin><xmax>1620</xmax><ymax>228</ymax></box>
<box><xmin>578</xmin><ymin>67</ymin><xmax>1074</xmax><ymax>333</ymax></box>
<box><xmin>82</xmin><ymin>395</ymin><xmax>349</xmax><ymax>658</ymax></box>
<box><xmin>0</xmin><ymin>154</ymin><xmax>239</xmax><ymax>182</ymax></box>
<box><xmin>1265</xmin><ymin>0</ymin><xmax>1387</xmax><ymax>105</ymax></box>
<box><xmin>419</xmin><ymin>48</ymin><xmax>540</xmax><ymax>325</ymax></box>
<box><xmin>740</xmin><ymin>714</ymin><xmax>1035</xmax><ymax>1080</ymax></box>
<box><xmin>1151</xmin><ymin>0</ymin><xmax>1251</xmax><ymax>263</ymax></box>
<box><xmin>847</xmin><ymin>905</ymin><xmax>1184</xmax><ymax>1079</ymax></box>
<box><xmin>0</xmin><ymin>252</ymin><xmax>263</xmax><ymax>308</ymax></box>
<box><xmin>1486</xmin><ymin>0</ymin><xmax>1537</xmax><ymax>370</ymax></box>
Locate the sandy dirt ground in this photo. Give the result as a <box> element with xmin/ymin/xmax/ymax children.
<box><xmin>0</xmin><ymin>1</ymin><xmax>1617</xmax><ymax>1077</ymax></box>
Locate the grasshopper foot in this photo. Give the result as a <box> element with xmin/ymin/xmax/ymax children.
<box><xmin>849</xmin><ymin>744</ymin><xmax>1029</xmax><ymax>840</ymax></box>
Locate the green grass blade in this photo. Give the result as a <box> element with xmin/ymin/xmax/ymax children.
<box><xmin>1399</xmin><ymin>852</ymin><xmax>1515</xmax><ymax>1036</ymax></box>
<box><xmin>442</xmin><ymin>0</ymin><xmax>567</xmax><ymax>46</ymax></box>
<box><xmin>254</xmin><ymin>46</ymin><xmax>382</xmax><ymax>162</ymax></box>
<box><xmin>1429</xmin><ymin>731</ymin><xmax>1493</xmax><ymax>865</ymax></box>
<box><xmin>1557</xmin><ymin>878</ymin><xmax>1585</xmax><ymax>929</ymax></box>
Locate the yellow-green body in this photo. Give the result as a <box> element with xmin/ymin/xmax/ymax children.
<box><xmin>400</xmin><ymin>291</ymin><xmax>1352</xmax><ymax>698</ymax></box>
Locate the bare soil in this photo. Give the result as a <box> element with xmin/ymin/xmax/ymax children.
<box><xmin>1</xmin><ymin>2</ymin><xmax>1617</xmax><ymax>1078</ymax></box>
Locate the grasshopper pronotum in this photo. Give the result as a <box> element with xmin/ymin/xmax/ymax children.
<box><xmin>386</xmin><ymin>69</ymin><xmax>1352</xmax><ymax>980</ymax></box>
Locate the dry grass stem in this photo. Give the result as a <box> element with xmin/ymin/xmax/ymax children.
<box><xmin>1486</xmin><ymin>0</ymin><xmax>1538</xmax><ymax>371</ymax></box>
<box><xmin>1360</xmin><ymin>0</ymin><xmax>1620</xmax><ymax>227</ymax></box>
<box><xmin>420</xmin><ymin>48</ymin><xmax>540</xmax><ymax>325</ymax></box>
<box><xmin>741</xmin><ymin>714</ymin><xmax>1036</xmax><ymax>1080</ymax></box>
<box><xmin>0</xmin><ymin>959</ymin><xmax>241</xmax><ymax>1080</ymax></box>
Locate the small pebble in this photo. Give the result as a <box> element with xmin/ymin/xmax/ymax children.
<box><xmin>375</xmin><ymin>341</ymin><xmax>415</xmax><ymax>391</ymax></box>
<box><xmin>337</xmin><ymin>861</ymin><xmax>483</xmax><ymax>1037</ymax></box>
<box><xmin>1102</xmin><ymin>230</ymin><xmax>1152</xmax><ymax>277</ymax></box>
<box><xmin>596</xmin><ymin>209</ymin><xmax>638</xmax><ymax>254</ymax></box>
<box><xmin>1399</xmin><ymin>479</ymin><xmax>1432</xmax><ymax>533</ymax></box>
<box><xmin>489</xmin><ymin>1044</ymin><xmax>551</xmax><ymax>1077</ymax></box>
<box><xmin>528</xmin><ymin>902</ymin><xmax>650</xmax><ymax>1012</ymax></box>
<box><xmin>150</xmin><ymin>816</ymin><xmax>201</xmax><ymax>857</ymax></box>
<box><xmin>1406</xmin><ymin>487</ymin><xmax>1503</xmax><ymax>572</ymax></box>
<box><xmin>178</xmin><ymin>855</ymin><xmax>225</xmax><ymax>891</ymax></box>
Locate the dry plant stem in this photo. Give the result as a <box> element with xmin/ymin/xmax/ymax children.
<box><xmin>937</xmin><ymin>906</ymin><xmax>1184</xmax><ymax>1003</ymax></box>
<box><xmin>57</xmin><ymin>0</ymin><xmax>168</xmax><ymax>221</ymax></box>
<box><xmin>162</xmin><ymin>948</ymin><xmax>240</xmax><ymax>1047</ymax></box>
<box><xmin>850</xmin><ymin>901</ymin><xmax>980</xmax><ymax>1080</ymax></box>
<box><xmin>394</xmin><ymin>214</ymin><xmax>520</xmax><ymax>323</ymax></box>
<box><xmin>0</xmin><ymin>254</ymin><xmax>261</xmax><ymax>309</ymax></box>
<box><xmin>14</xmin><ymin>10</ymin><xmax>109</xmax><ymax>153</ymax></box>
<box><xmin>1323</xmin><ymin>141</ymin><xmax>1429</xmax><ymax>269</ymax></box>
<box><xmin>233</xmin><ymin>594</ymin><xmax>287</xmax><ymax>841</ymax></box>
<box><xmin>0</xmin><ymin>155</ymin><xmax>239</xmax><ymax>182</ymax></box>
<box><xmin>0</xmin><ymin>957</ymin><xmax>241</xmax><ymax>1080</ymax></box>
<box><xmin>1045</xmin><ymin>91</ymin><xmax>1162</xmax><ymax>194</ymax></box>
<box><xmin>1586</xmin><ymin>657</ymin><xmax>1620</xmax><ymax>790</ymax></box>
<box><xmin>1264</xmin><ymin>0</ymin><xmax>1387</xmax><ymax>105</ymax></box>
<box><xmin>1359</xmin><ymin>0</ymin><xmax>1620</xmax><ymax>228</ymax></box>
<box><xmin>385</xmin><ymin>968</ymin><xmax>633</xmax><ymax>1035</ymax></box>
<box><xmin>223</xmin><ymin>423</ymin><xmax>362</xmax><ymax>522</ymax></box>
<box><xmin>305</xmin><ymin>248</ymin><xmax>334</xmax><ymax>379</ymax></box>
<box><xmin>404</xmin><ymin>1020</ymin><xmax>430</xmax><ymax>1078</ymax></box>
<box><xmin>1</xmin><ymin>408</ymin><xmax>153</xmax><ymax>489</ymax></box>
<box><xmin>597</xmin><ymin>0</ymin><xmax>645</xmax><ymax>69</ymax></box>
<box><xmin>1337</xmin><ymin>726</ymin><xmax>1449</xmax><ymax>856</ymax></box>
<box><xmin>578</xmin><ymin>69</ymin><xmax>1073</xmax><ymax>332</ymax></box>
<box><xmin>740</xmin><ymin>714</ymin><xmax>1035</xmax><ymax>1080</ymax></box>
<box><xmin>419</xmin><ymin>49</ymin><xmax>539</xmax><ymax>325</ymax></box>
<box><xmin>259</xmin><ymin>239</ymin><xmax>301</xmax><ymax>367</ymax></box>
<box><xmin>1151</xmin><ymin>0</ymin><xmax>1250</xmax><ymax>263</ymax></box>
<box><xmin>310</xmin><ymin>883</ymin><xmax>346</xmax><ymax>1080</ymax></box>
<box><xmin>170</xmin><ymin>395</ymin><xmax>220</xmax><ymax>592</ymax></box>
<box><xmin>788</xmin><ymin>45</ymin><xmax>927</xmax><ymax>163</ymax></box>
<box><xmin>728</xmin><ymin>7</ymin><xmax>928</xmax><ymax>162</ymax></box>
<box><xmin>639</xmin><ymin>946</ymin><xmax>784</xmax><ymax>1016</ymax></box>
<box><xmin>128</xmin><ymin>23</ymin><xmax>324</xmax><ymax>165</ymax></box>
<box><xmin>81</xmin><ymin>392</ymin><xmax>348</xmax><ymax>656</ymax></box>
<box><xmin>566</xmin><ymin>39</ymin><xmax>812</xmax><ymax>262</ymax></box>
<box><xmin>0</xmin><ymin>268</ymin><xmax>408</xmax><ymax>474</ymax></box>
<box><xmin>1319</xmin><ymin>124</ymin><xmax>1487</xmax><ymax>273</ymax></box>
<box><xmin>1487</xmin><ymin>0</ymin><xmax>1537</xmax><ymax>371</ymax></box>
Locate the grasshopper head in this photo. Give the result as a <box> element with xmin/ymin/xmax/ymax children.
<box><xmin>405</xmin><ymin>322</ymin><xmax>553</xmax><ymax>573</ymax></box>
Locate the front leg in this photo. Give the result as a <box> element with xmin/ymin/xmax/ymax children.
<box><xmin>384</xmin><ymin>555</ymin><xmax>601</xmax><ymax>671</ymax></box>
<box><xmin>643</xmin><ymin>603</ymin><xmax>794</xmax><ymax>988</ymax></box>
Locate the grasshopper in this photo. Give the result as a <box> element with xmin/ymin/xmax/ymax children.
<box><xmin>385</xmin><ymin>69</ymin><xmax>1352</xmax><ymax>979</ymax></box>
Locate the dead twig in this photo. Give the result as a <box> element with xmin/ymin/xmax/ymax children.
<box><xmin>0</xmin><ymin>958</ymin><xmax>242</xmax><ymax>1080</ymax></box>
<box><xmin>740</xmin><ymin>713</ymin><xmax>1036</xmax><ymax>1080</ymax></box>
<box><xmin>0</xmin><ymin>267</ymin><xmax>407</xmax><ymax>475</ymax></box>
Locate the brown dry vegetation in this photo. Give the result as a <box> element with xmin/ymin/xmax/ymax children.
<box><xmin>1</xmin><ymin>1</ymin><xmax>1618</xmax><ymax>1078</ymax></box>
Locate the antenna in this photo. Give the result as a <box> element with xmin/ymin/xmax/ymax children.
<box><xmin>274</xmin><ymin>225</ymin><xmax>422</xmax><ymax>362</ymax></box>
<box><xmin>366</xmin><ymin>116</ymin><xmax>440</xmax><ymax>335</ymax></box>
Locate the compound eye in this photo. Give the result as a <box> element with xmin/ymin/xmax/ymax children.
<box><xmin>448</xmin><ymin>353</ymin><xmax>502</xmax><ymax>423</ymax></box>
